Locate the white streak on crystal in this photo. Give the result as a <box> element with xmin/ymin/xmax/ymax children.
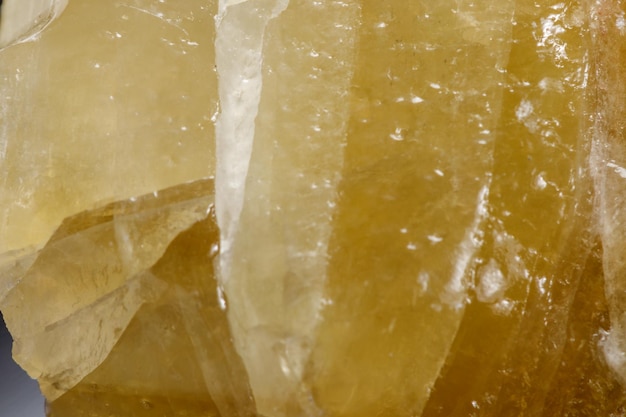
<box><xmin>535</xmin><ymin>173</ymin><xmax>548</xmax><ymax>190</ymax></box>
<box><xmin>442</xmin><ymin>183</ymin><xmax>490</xmax><ymax>309</ymax></box>
<box><xmin>492</xmin><ymin>298</ymin><xmax>514</xmax><ymax>315</ymax></box>
<box><xmin>617</xmin><ymin>13</ymin><xmax>626</xmax><ymax>33</ymax></box>
<box><xmin>516</xmin><ymin>99</ymin><xmax>533</xmax><ymax>121</ymax></box>
<box><xmin>607</xmin><ymin>161</ymin><xmax>626</xmax><ymax>179</ymax></box>
<box><xmin>390</xmin><ymin>127</ymin><xmax>405</xmax><ymax>141</ymax></box>
<box><xmin>209</xmin><ymin>243</ymin><xmax>219</xmax><ymax>258</ymax></box>
<box><xmin>278</xmin><ymin>354</ymin><xmax>291</xmax><ymax>377</ymax></box>
<box><xmin>418</xmin><ymin>272</ymin><xmax>430</xmax><ymax>294</ymax></box>
<box><xmin>535</xmin><ymin>8</ymin><xmax>568</xmax><ymax>64</ymax></box>
<box><xmin>122</xmin><ymin>4</ymin><xmax>190</xmax><ymax>36</ymax></box>
<box><xmin>215</xmin><ymin>0</ymin><xmax>289</xmax><ymax>281</ymax></box>
<box><xmin>476</xmin><ymin>259</ymin><xmax>506</xmax><ymax>303</ymax></box>
<box><xmin>217</xmin><ymin>284</ymin><xmax>227</xmax><ymax>311</ymax></box>
<box><xmin>427</xmin><ymin>234</ymin><xmax>443</xmax><ymax>244</ymax></box>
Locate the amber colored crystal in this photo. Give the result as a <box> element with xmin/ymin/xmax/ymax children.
<box><xmin>2</xmin><ymin>0</ymin><xmax>626</xmax><ymax>417</ymax></box>
<box><xmin>43</xmin><ymin>180</ymin><xmax>256</xmax><ymax>417</ymax></box>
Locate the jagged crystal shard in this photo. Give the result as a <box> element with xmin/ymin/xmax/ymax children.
<box><xmin>40</xmin><ymin>180</ymin><xmax>256</xmax><ymax>417</ymax></box>
<box><xmin>1</xmin><ymin>180</ymin><xmax>216</xmax><ymax>400</ymax></box>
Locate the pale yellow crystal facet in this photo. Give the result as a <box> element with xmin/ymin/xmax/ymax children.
<box><xmin>0</xmin><ymin>0</ymin><xmax>217</xmax><ymax>253</ymax></box>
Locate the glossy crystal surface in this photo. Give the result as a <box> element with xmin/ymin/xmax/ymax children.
<box><xmin>0</xmin><ymin>0</ymin><xmax>217</xmax><ymax>253</ymax></box>
<box><xmin>1</xmin><ymin>0</ymin><xmax>626</xmax><ymax>416</ymax></box>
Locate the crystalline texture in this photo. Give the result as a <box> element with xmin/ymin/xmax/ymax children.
<box><xmin>215</xmin><ymin>1</ymin><xmax>358</xmax><ymax>415</ymax></box>
<box><xmin>0</xmin><ymin>0</ymin><xmax>217</xmax><ymax>253</ymax></box>
<box><xmin>0</xmin><ymin>0</ymin><xmax>67</xmax><ymax>48</ymax></box>
<box><xmin>1</xmin><ymin>180</ymin><xmax>215</xmax><ymax>400</ymax></box>
<box><xmin>3</xmin><ymin>1</ymin><xmax>626</xmax><ymax>417</ymax></box>
<box><xmin>591</xmin><ymin>0</ymin><xmax>626</xmax><ymax>386</ymax></box>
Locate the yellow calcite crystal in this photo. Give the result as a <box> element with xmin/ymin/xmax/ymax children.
<box><xmin>2</xmin><ymin>0</ymin><xmax>626</xmax><ymax>417</ymax></box>
<box><xmin>41</xmin><ymin>180</ymin><xmax>256</xmax><ymax>417</ymax></box>
<box><xmin>0</xmin><ymin>0</ymin><xmax>217</xmax><ymax>253</ymax></box>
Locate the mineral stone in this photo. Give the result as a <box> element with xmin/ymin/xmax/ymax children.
<box><xmin>2</xmin><ymin>0</ymin><xmax>626</xmax><ymax>417</ymax></box>
<box><xmin>0</xmin><ymin>0</ymin><xmax>217</xmax><ymax>253</ymax></box>
<box><xmin>40</xmin><ymin>179</ymin><xmax>256</xmax><ymax>417</ymax></box>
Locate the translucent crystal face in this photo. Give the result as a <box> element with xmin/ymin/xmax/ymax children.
<box><xmin>0</xmin><ymin>0</ymin><xmax>68</xmax><ymax>49</ymax></box>
<box><xmin>3</xmin><ymin>1</ymin><xmax>626</xmax><ymax>417</ymax></box>
<box><xmin>0</xmin><ymin>0</ymin><xmax>217</xmax><ymax>254</ymax></box>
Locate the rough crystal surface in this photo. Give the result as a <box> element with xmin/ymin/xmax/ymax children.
<box><xmin>2</xmin><ymin>1</ymin><xmax>626</xmax><ymax>417</ymax></box>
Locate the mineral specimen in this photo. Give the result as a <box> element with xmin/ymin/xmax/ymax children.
<box><xmin>0</xmin><ymin>0</ymin><xmax>217</xmax><ymax>254</ymax></box>
<box><xmin>2</xmin><ymin>0</ymin><xmax>626</xmax><ymax>416</ymax></box>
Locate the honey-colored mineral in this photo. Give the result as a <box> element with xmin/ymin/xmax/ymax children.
<box><xmin>2</xmin><ymin>0</ymin><xmax>626</xmax><ymax>416</ymax></box>
<box><xmin>0</xmin><ymin>0</ymin><xmax>217</xmax><ymax>253</ymax></box>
